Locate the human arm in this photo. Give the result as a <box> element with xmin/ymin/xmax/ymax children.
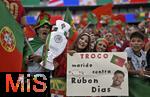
<box><xmin>126</xmin><ymin>59</ymin><xmax>144</xmax><ymax>76</ymax></box>
<box><xmin>28</xmin><ymin>54</ymin><xmax>42</xmax><ymax>63</ymax></box>
<box><xmin>68</xmin><ymin>50</ymin><xmax>77</xmax><ymax>56</ymax></box>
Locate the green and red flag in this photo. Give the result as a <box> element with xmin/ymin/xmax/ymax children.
<box><xmin>109</xmin><ymin>14</ymin><xmax>126</xmax><ymax>35</ymax></box>
<box><xmin>64</xmin><ymin>8</ymin><xmax>74</xmax><ymax>38</ymax></box>
<box><xmin>92</xmin><ymin>3</ymin><xmax>113</xmax><ymax>29</ymax></box>
<box><xmin>111</xmin><ymin>14</ymin><xmax>126</xmax><ymax>24</ymax></box>
<box><xmin>2</xmin><ymin>0</ymin><xmax>25</xmax><ymax>23</ymax></box>
<box><xmin>64</xmin><ymin>8</ymin><xmax>78</xmax><ymax>47</ymax></box>
<box><xmin>79</xmin><ymin>12</ymin><xmax>88</xmax><ymax>28</ymax></box>
<box><xmin>23</xmin><ymin>25</ymin><xmax>36</xmax><ymax>38</ymax></box>
<box><xmin>0</xmin><ymin>0</ymin><xmax>24</xmax><ymax>72</ymax></box>
<box><xmin>92</xmin><ymin>3</ymin><xmax>113</xmax><ymax>20</ymax></box>
<box><xmin>64</xmin><ymin>8</ymin><xmax>73</xmax><ymax>26</ymax></box>
<box><xmin>87</xmin><ymin>12</ymin><xmax>98</xmax><ymax>25</ymax></box>
<box><xmin>109</xmin><ymin>14</ymin><xmax>126</xmax><ymax>28</ymax></box>
<box><xmin>50</xmin><ymin>15</ymin><xmax>63</xmax><ymax>25</ymax></box>
<box><xmin>110</xmin><ymin>55</ymin><xmax>126</xmax><ymax>67</ymax></box>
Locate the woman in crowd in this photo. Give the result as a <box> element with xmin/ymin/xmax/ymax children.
<box><xmin>94</xmin><ymin>38</ymin><xmax>109</xmax><ymax>52</ymax></box>
<box><xmin>70</xmin><ymin>32</ymin><xmax>91</xmax><ymax>52</ymax></box>
<box><xmin>104</xmin><ymin>33</ymin><xmax>121</xmax><ymax>52</ymax></box>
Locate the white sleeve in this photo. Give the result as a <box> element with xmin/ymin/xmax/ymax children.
<box><xmin>124</xmin><ymin>47</ymin><xmax>132</xmax><ymax>59</ymax></box>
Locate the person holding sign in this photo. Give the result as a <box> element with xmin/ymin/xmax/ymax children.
<box><xmin>70</xmin><ymin>32</ymin><xmax>91</xmax><ymax>53</ymax></box>
<box><xmin>94</xmin><ymin>38</ymin><xmax>109</xmax><ymax>52</ymax></box>
<box><xmin>111</xmin><ymin>70</ymin><xmax>125</xmax><ymax>89</ymax></box>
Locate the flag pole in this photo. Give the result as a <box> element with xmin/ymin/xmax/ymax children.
<box><xmin>42</xmin><ymin>33</ymin><xmax>51</xmax><ymax>67</ymax></box>
<box><xmin>22</xmin><ymin>30</ymin><xmax>34</xmax><ymax>55</ymax></box>
<box><xmin>17</xmin><ymin>27</ymin><xmax>34</xmax><ymax>55</ymax></box>
<box><xmin>80</xmin><ymin>22</ymin><xmax>91</xmax><ymax>33</ymax></box>
<box><xmin>24</xmin><ymin>36</ymin><xmax>34</xmax><ymax>55</ymax></box>
<box><xmin>21</xmin><ymin>16</ymin><xmax>34</xmax><ymax>55</ymax></box>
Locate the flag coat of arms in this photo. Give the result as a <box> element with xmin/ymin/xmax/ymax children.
<box><xmin>0</xmin><ymin>1</ymin><xmax>24</xmax><ymax>72</ymax></box>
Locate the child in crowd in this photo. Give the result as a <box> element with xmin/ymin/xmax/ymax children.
<box><xmin>124</xmin><ymin>31</ymin><xmax>147</xmax><ymax>76</ymax></box>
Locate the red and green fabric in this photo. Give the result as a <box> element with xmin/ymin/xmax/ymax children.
<box><xmin>109</xmin><ymin>14</ymin><xmax>126</xmax><ymax>35</ymax></box>
<box><xmin>23</xmin><ymin>25</ymin><xmax>36</xmax><ymax>38</ymax></box>
<box><xmin>110</xmin><ymin>55</ymin><xmax>126</xmax><ymax>67</ymax></box>
<box><xmin>64</xmin><ymin>8</ymin><xmax>78</xmax><ymax>47</ymax></box>
<box><xmin>22</xmin><ymin>36</ymin><xmax>44</xmax><ymax>70</ymax></box>
<box><xmin>64</xmin><ymin>8</ymin><xmax>74</xmax><ymax>38</ymax></box>
<box><xmin>0</xmin><ymin>0</ymin><xmax>24</xmax><ymax>72</ymax></box>
<box><xmin>23</xmin><ymin>37</ymin><xmax>44</xmax><ymax>59</ymax></box>
<box><xmin>87</xmin><ymin>12</ymin><xmax>98</xmax><ymax>25</ymax></box>
<box><xmin>79</xmin><ymin>12</ymin><xmax>88</xmax><ymax>28</ymax></box>
<box><xmin>110</xmin><ymin>14</ymin><xmax>126</xmax><ymax>27</ymax></box>
<box><xmin>64</xmin><ymin>8</ymin><xmax>73</xmax><ymax>26</ymax></box>
<box><xmin>3</xmin><ymin>0</ymin><xmax>25</xmax><ymax>23</ymax></box>
<box><xmin>111</xmin><ymin>14</ymin><xmax>126</xmax><ymax>23</ymax></box>
<box><xmin>92</xmin><ymin>3</ymin><xmax>113</xmax><ymax>20</ymax></box>
<box><xmin>50</xmin><ymin>15</ymin><xmax>63</xmax><ymax>25</ymax></box>
<box><xmin>34</xmin><ymin>11</ymin><xmax>51</xmax><ymax>30</ymax></box>
<box><xmin>92</xmin><ymin>3</ymin><xmax>113</xmax><ymax>29</ymax></box>
<box><xmin>50</xmin><ymin>78</ymin><xmax>66</xmax><ymax>95</ymax></box>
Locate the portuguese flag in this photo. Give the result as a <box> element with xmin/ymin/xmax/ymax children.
<box><xmin>0</xmin><ymin>1</ymin><xmax>24</xmax><ymax>72</ymax></box>
<box><xmin>64</xmin><ymin>8</ymin><xmax>78</xmax><ymax>47</ymax></box>
<box><xmin>92</xmin><ymin>3</ymin><xmax>113</xmax><ymax>20</ymax></box>
<box><xmin>111</xmin><ymin>55</ymin><xmax>126</xmax><ymax>67</ymax></box>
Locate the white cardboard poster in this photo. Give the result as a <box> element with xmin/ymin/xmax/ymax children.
<box><xmin>67</xmin><ymin>52</ymin><xmax>128</xmax><ymax>96</ymax></box>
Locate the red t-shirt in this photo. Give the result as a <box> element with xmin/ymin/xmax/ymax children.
<box><xmin>2</xmin><ymin>0</ymin><xmax>25</xmax><ymax>23</ymax></box>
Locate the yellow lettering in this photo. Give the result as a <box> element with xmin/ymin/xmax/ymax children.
<box><xmin>3</xmin><ymin>0</ymin><xmax>9</xmax><ymax>9</ymax></box>
<box><xmin>2</xmin><ymin>0</ymin><xmax>19</xmax><ymax>19</ymax></box>
<box><xmin>10</xmin><ymin>3</ymin><xmax>19</xmax><ymax>19</ymax></box>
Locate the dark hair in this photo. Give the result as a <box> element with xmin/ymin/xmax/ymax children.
<box><xmin>130</xmin><ymin>31</ymin><xmax>145</xmax><ymax>41</ymax></box>
<box><xmin>72</xmin><ymin>33</ymin><xmax>91</xmax><ymax>52</ymax></box>
<box><xmin>114</xmin><ymin>70</ymin><xmax>125</xmax><ymax>77</ymax></box>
